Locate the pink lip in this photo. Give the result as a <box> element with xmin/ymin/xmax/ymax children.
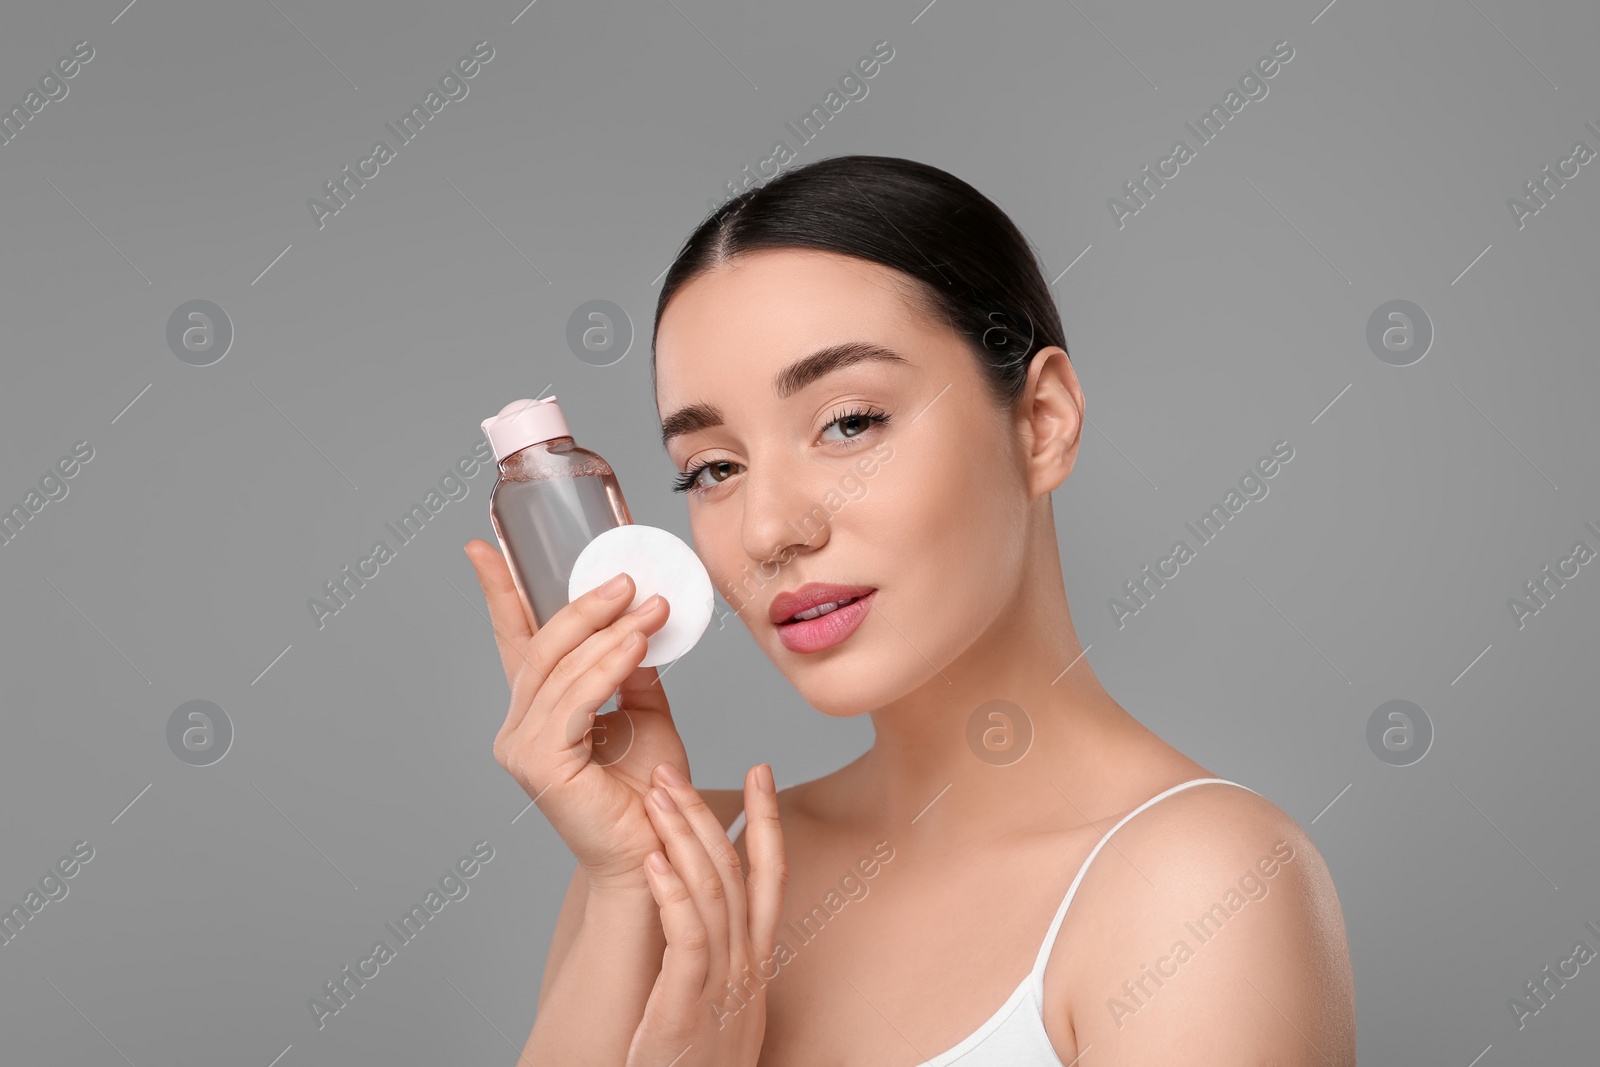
<box><xmin>768</xmin><ymin>582</ymin><xmax>878</xmax><ymax>626</ymax></box>
<box><xmin>773</xmin><ymin>590</ymin><xmax>877</xmax><ymax>654</ymax></box>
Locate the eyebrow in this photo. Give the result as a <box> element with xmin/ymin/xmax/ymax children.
<box><xmin>659</xmin><ymin>340</ymin><xmax>910</xmax><ymax>449</ymax></box>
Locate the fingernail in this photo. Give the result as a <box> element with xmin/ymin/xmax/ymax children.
<box><xmin>758</xmin><ymin>764</ymin><xmax>775</xmax><ymax>794</ymax></box>
<box><xmin>650</xmin><ymin>787</ymin><xmax>675</xmax><ymax>811</ymax></box>
<box><xmin>656</xmin><ymin>762</ymin><xmax>686</xmax><ymax>787</ymax></box>
<box><xmin>648</xmin><ymin>851</ymin><xmax>670</xmax><ymax>874</ymax></box>
<box><xmin>629</xmin><ymin>593</ymin><xmax>664</xmax><ymax>614</ymax></box>
<box><xmin>597</xmin><ymin>574</ymin><xmax>629</xmax><ymax>599</ymax></box>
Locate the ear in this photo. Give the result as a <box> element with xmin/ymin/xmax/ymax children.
<box><xmin>1016</xmin><ymin>346</ymin><xmax>1084</xmax><ymax>498</ymax></box>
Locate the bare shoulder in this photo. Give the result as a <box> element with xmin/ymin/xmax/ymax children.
<box><xmin>1105</xmin><ymin>780</ymin><xmax>1319</xmax><ymax>877</ymax></box>
<box><xmin>1061</xmin><ymin>780</ymin><xmax>1356</xmax><ymax>1065</ymax></box>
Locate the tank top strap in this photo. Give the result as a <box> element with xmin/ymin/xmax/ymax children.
<box><xmin>1028</xmin><ymin>777</ymin><xmax>1261</xmax><ymax>979</ymax></box>
<box><xmin>725</xmin><ymin>806</ymin><xmax>748</xmax><ymax>846</ymax></box>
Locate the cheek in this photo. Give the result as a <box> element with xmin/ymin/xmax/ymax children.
<box><xmin>858</xmin><ymin>439</ymin><xmax>1022</xmax><ymax>604</ymax></box>
<box><xmin>901</xmin><ymin>434</ymin><xmax>1021</xmax><ymax>550</ymax></box>
<box><xmin>883</xmin><ymin>440</ymin><xmax>1030</xmax><ymax>658</ymax></box>
<box><xmin>689</xmin><ymin>513</ymin><xmax>742</xmax><ymax>596</ymax></box>
<box><xmin>690</xmin><ymin>510</ymin><xmax>782</xmax><ymax>621</ymax></box>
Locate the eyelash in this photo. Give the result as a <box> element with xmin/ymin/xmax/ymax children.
<box><xmin>670</xmin><ymin>405</ymin><xmax>892</xmax><ymax>495</ymax></box>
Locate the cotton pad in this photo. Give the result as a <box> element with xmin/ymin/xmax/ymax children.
<box><xmin>568</xmin><ymin>524</ymin><xmax>714</xmax><ymax>667</ymax></box>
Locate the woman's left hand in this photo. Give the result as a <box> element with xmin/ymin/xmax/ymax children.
<box><xmin>624</xmin><ymin>761</ymin><xmax>787</xmax><ymax>1067</ymax></box>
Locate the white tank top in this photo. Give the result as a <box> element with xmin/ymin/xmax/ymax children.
<box><xmin>723</xmin><ymin>775</ymin><xmax>1260</xmax><ymax>1066</ymax></box>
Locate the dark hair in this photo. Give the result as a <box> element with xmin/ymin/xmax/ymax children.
<box><xmin>651</xmin><ymin>155</ymin><xmax>1067</xmax><ymax>410</ymax></box>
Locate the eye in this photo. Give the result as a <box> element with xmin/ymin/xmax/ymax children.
<box><xmin>670</xmin><ymin>458</ymin><xmax>742</xmax><ymax>495</ymax></box>
<box><xmin>821</xmin><ymin>405</ymin><xmax>892</xmax><ymax>442</ymax></box>
<box><xmin>669</xmin><ymin>406</ymin><xmax>892</xmax><ymax>496</ymax></box>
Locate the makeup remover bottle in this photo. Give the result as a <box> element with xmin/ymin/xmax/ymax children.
<box><xmin>481</xmin><ymin>397</ymin><xmax>632</xmax><ymax>628</ymax></box>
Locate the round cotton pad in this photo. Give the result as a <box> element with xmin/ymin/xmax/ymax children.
<box><xmin>568</xmin><ymin>524</ymin><xmax>715</xmax><ymax>668</ymax></box>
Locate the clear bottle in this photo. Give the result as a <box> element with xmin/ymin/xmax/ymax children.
<box><xmin>481</xmin><ymin>397</ymin><xmax>632</xmax><ymax>629</ymax></box>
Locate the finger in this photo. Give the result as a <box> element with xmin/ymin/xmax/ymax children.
<box><xmin>612</xmin><ymin>591</ymin><xmax>675</xmax><ymax>718</ymax></box>
<box><xmin>502</xmin><ymin>593</ymin><xmax>669</xmax><ymax>750</ymax></box>
<box><xmin>488</xmin><ymin>554</ymin><xmax>637</xmax><ymax>708</ymax></box>
<box><xmin>464</xmin><ymin>539</ymin><xmax>536</xmax><ymax>688</ymax></box>
<box><xmin>645</xmin><ymin>781</ymin><xmax>731</xmax><ymax>982</ymax></box>
<box><xmin>654</xmin><ymin>765</ymin><xmax>748</xmax><ymax>975</ymax></box>
<box><xmin>515</xmin><ymin>627</ymin><xmax>655</xmax><ymax>786</ymax></box>
<box><xmin>643</xmin><ymin>850</ymin><xmax>712</xmax><ymax>1017</ymax></box>
<box><xmin>743</xmin><ymin>763</ymin><xmax>787</xmax><ymax>961</ymax></box>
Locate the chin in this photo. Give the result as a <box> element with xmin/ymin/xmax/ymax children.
<box><xmin>765</xmin><ymin>632</ymin><xmax>928</xmax><ymax>718</ymax></box>
<box><xmin>798</xmin><ymin>685</ymin><xmax>882</xmax><ymax>719</ymax></box>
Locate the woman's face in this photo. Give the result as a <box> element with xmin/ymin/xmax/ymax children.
<box><xmin>654</xmin><ymin>248</ymin><xmax>1036</xmax><ymax>716</ymax></box>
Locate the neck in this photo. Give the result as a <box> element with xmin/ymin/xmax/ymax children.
<box><xmin>857</xmin><ymin>546</ymin><xmax>1129</xmax><ymax>841</ymax></box>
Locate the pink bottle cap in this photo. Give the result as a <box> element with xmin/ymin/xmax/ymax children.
<box><xmin>481</xmin><ymin>397</ymin><xmax>572</xmax><ymax>463</ymax></box>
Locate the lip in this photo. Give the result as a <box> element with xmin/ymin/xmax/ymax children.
<box><xmin>770</xmin><ymin>583</ymin><xmax>878</xmax><ymax>655</ymax></box>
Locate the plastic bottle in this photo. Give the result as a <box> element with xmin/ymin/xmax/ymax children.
<box><xmin>481</xmin><ymin>397</ymin><xmax>632</xmax><ymax>628</ymax></box>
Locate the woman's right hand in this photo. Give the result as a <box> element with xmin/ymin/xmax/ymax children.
<box><xmin>465</xmin><ymin>539</ymin><xmax>692</xmax><ymax>890</ymax></box>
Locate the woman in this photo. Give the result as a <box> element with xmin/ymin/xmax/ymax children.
<box><xmin>466</xmin><ymin>154</ymin><xmax>1356</xmax><ymax>1066</ymax></box>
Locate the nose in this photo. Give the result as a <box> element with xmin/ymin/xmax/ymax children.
<box><xmin>739</xmin><ymin>451</ymin><xmax>831</xmax><ymax>572</ymax></box>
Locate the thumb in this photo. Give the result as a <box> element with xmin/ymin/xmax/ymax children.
<box><xmin>615</xmin><ymin>662</ymin><xmax>672</xmax><ymax>719</ymax></box>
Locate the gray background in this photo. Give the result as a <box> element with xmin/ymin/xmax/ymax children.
<box><xmin>1</xmin><ymin>0</ymin><xmax>1596</xmax><ymax>1063</ymax></box>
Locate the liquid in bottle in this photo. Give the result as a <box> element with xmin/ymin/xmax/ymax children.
<box><xmin>481</xmin><ymin>397</ymin><xmax>632</xmax><ymax>628</ymax></box>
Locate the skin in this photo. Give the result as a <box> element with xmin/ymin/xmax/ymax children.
<box><xmin>468</xmin><ymin>246</ymin><xmax>1355</xmax><ymax>1066</ymax></box>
